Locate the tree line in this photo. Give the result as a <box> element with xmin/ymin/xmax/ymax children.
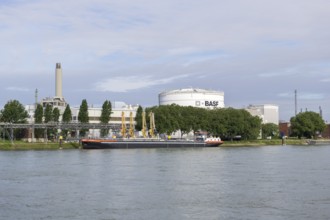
<box><xmin>0</xmin><ymin>99</ymin><xmax>112</xmax><ymax>140</ymax></box>
<box><xmin>135</xmin><ymin>104</ymin><xmax>263</xmax><ymax>140</ymax></box>
<box><xmin>0</xmin><ymin>99</ymin><xmax>327</xmax><ymax>140</ymax></box>
<box><xmin>135</xmin><ymin>104</ymin><xmax>327</xmax><ymax>140</ymax></box>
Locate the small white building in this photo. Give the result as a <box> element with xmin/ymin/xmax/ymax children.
<box><xmin>245</xmin><ymin>104</ymin><xmax>279</xmax><ymax>125</ymax></box>
<box><xmin>159</xmin><ymin>88</ymin><xmax>225</xmax><ymax>109</ymax></box>
<box><xmin>71</xmin><ymin>102</ymin><xmax>138</xmax><ymax>137</ymax></box>
<box><xmin>70</xmin><ymin>102</ymin><xmax>137</xmax><ymax>124</ymax></box>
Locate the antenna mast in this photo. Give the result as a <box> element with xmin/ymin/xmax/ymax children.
<box><xmin>35</xmin><ymin>89</ymin><xmax>38</xmax><ymax>108</ymax></box>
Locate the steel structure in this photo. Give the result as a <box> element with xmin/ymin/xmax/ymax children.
<box><xmin>0</xmin><ymin>122</ymin><xmax>123</xmax><ymax>142</ymax></box>
<box><xmin>0</xmin><ymin>122</ymin><xmax>122</xmax><ymax>130</ymax></box>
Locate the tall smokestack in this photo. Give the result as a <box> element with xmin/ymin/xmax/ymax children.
<box><xmin>55</xmin><ymin>63</ymin><xmax>63</xmax><ymax>99</ymax></box>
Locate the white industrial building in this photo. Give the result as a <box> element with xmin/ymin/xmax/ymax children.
<box><xmin>159</xmin><ymin>88</ymin><xmax>225</xmax><ymax>109</ymax></box>
<box><xmin>21</xmin><ymin>63</ymin><xmax>280</xmax><ymax>140</ymax></box>
<box><xmin>25</xmin><ymin>63</ymin><xmax>138</xmax><ymax>138</ymax></box>
<box><xmin>245</xmin><ymin>104</ymin><xmax>279</xmax><ymax>125</ymax></box>
<box><xmin>70</xmin><ymin>102</ymin><xmax>138</xmax><ymax>137</ymax></box>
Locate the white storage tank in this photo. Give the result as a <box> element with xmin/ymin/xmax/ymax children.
<box><xmin>159</xmin><ymin>88</ymin><xmax>225</xmax><ymax>109</ymax></box>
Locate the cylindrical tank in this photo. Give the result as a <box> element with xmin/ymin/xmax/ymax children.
<box><xmin>159</xmin><ymin>88</ymin><xmax>225</xmax><ymax>109</ymax></box>
<box><xmin>55</xmin><ymin>63</ymin><xmax>62</xmax><ymax>98</ymax></box>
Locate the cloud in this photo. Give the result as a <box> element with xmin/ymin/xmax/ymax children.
<box><xmin>94</xmin><ymin>74</ymin><xmax>189</xmax><ymax>92</ymax></box>
<box><xmin>320</xmin><ymin>78</ymin><xmax>330</xmax><ymax>82</ymax></box>
<box><xmin>278</xmin><ymin>93</ymin><xmax>293</xmax><ymax>98</ymax></box>
<box><xmin>278</xmin><ymin>92</ymin><xmax>324</xmax><ymax>100</ymax></box>
<box><xmin>299</xmin><ymin>93</ymin><xmax>325</xmax><ymax>100</ymax></box>
<box><xmin>5</xmin><ymin>86</ymin><xmax>30</xmax><ymax>92</ymax></box>
<box><xmin>1</xmin><ymin>0</ymin><xmax>330</xmax><ymax>121</ymax></box>
<box><xmin>167</xmin><ymin>47</ymin><xmax>199</xmax><ymax>56</ymax></box>
<box><xmin>258</xmin><ymin>68</ymin><xmax>299</xmax><ymax>78</ymax></box>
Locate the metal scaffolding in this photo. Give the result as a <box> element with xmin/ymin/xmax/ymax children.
<box><xmin>0</xmin><ymin>122</ymin><xmax>123</xmax><ymax>142</ymax></box>
<box><xmin>0</xmin><ymin>122</ymin><xmax>122</xmax><ymax>129</ymax></box>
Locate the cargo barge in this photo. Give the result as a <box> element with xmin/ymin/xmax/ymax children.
<box><xmin>81</xmin><ymin>137</ymin><xmax>223</xmax><ymax>149</ymax></box>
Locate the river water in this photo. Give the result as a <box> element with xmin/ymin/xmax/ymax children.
<box><xmin>1</xmin><ymin>145</ymin><xmax>330</xmax><ymax>220</ymax></box>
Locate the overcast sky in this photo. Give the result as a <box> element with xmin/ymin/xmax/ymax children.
<box><xmin>1</xmin><ymin>0</ymin><xmax>329</xmax><ymax>122</ymax></box>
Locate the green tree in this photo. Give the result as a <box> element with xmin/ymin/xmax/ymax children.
<box><xmin>34</xmin><ymin>104</ymin><xmax>43</xmax><ymax>123</ymax></box>
<box><xmin>220</xmin><ymin>108</ymin><xmax>245</xmax><ymax>140</ymax></box>
<box><xmin>243</xmin><ymin>111</ymin><xmax>262</xmax><ymax>140</ymax></box>
<box><xmin>100</xmin><ymin>100</ymin><xmax>112</xmax><ymax>137</ymax></box>
<box><xmin>0</xmin><ymin>100</ymin><xmax>28</xmax><ymax>140</ymax></box>
<box><xmin>62</xmin><ymin>104</ymin><xmax>72</xmax><ymax>138</ymax></box>
<box><xmin>78</xmin><ymin>99</ymin><xmax>89</xmax><ymax>137</ymax></box>
<box><xmin>135</xmin><ymin>105</ymin><xmax>143</xmax><ymax>131</ymax></box>
<box><xmin>0</xmin><ymin>100</ymin><xmax>28</xmax><ymax>123</ymax></box>
<box><xmin>177</xmin><ymin>106</ymin><xmax>195</xmax><ymax>138</ymax></box>
<box><xmin>290</xmin><ymin>111</ymin><xmax>326</xmax><ymax>139</ymax></box>
<box><xmin>78</xmin><ymin>99</ymin><xmax>89</xmax><ymax>122</ymax></box>
<box><xmin>208</xmin><ymin>108</ymin><xmax>261</xmax><ymax>140</ymax></box>
<box><xmin>190</xmin><ymin>107</ymin><xmax>207</xmax><ymax>132</ymax></box>
<box><xmin>262</xmin><ymin>123</ymin><xmax>279</xmax><ymax>139</ymax></box>
<box><xmin>43</xmin><ymin>104</ymin><xmax>54</xmax><ymax>139</ymax></box>
<box><xmin>62</xmin><ymin>104</ymin><xmax>72</xmax><ymax>122</ymax></box>
<box><xmin>53</xmin><ymin>107</ymin><xmax>60</xmax><ymax>122</ymax></box>
<box><xmin>142</xmin><ymin>105</ymin><xmax>263</xmax><ymax>140</ymax></box>
<box><xmin>207</xmin><ymin>108</ymin><xmax>226</xmax><ymax>137</ymax></box>
<box><xmin>44</xmin><ymin>104</ymin><xmax>53</xmax><ymax>123</ymax></box>
<box><xmin>34</xmin><ymin>104</ymin><xmax>44</xmax><ymax>138</ymax></box>
<box><xmin>151</xmin><ymin>104</ymin><xmax>180</xmax><ymax>136</ymax></box>
<box><xmin>52</xmin><ymin>107</ymin><xmax>60</xmax><ymax>139</ymax></box>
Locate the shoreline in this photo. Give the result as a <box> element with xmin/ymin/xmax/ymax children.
<box><xmin>0</xmin><ymin>141</ymin><xmax>80</xmax><ymax>151</ymax></box>
<box><xmin>0</xmin><ymin>139</ymin><xmax>315</xmax><ymax>150</ymax></box>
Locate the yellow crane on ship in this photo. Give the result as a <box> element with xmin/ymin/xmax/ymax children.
<box><xmin>129</xmin><ymin>112</ymin><xmax>135</xmax><ymax>138</ymax></box>
<box><xmin>149</xmin><ymin>111</ymin><xmax>155</xmax><ymax>138</ymax></box>
<box><xmin>121</xmin><ymin>111</ymin><xmax>126</xmax><ymax>138</ymax></box>
<box><xmin>141</xmin><ymin>110</ymin><xmax>147</xmax><ymax>138</ymax></box>
<box><xmin>123</xmin><ymin>109</ymin><xmax>155</xmax><ymax>139</ymax></box>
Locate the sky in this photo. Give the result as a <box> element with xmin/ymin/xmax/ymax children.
<box><xmin>0</xmin><ymin>0</ymin><xmax>330</xmax><ymax>122</ymax></box>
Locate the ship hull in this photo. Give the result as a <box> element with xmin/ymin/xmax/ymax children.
<box><xmin>81</xmin><ymin>139</ymin><xmax>223</xmax><ymax>149</ymax></box>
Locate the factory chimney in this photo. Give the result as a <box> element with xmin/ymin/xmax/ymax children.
<box><xmin>55</xmin><ymin>63</ymin><xmax>63</xmax><ymax>100</ymax></box>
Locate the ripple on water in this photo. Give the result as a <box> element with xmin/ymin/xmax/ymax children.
<box><xmin>1</xmin><ymin>146</ymin><xmax>330</xmax><ymax>219</ymax></box>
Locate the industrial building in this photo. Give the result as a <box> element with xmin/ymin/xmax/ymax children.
<box><xmin>22</xmin><ymin>63</ymin><xmax>280</xmax><ymax>139</ymax></box>
<box><xmin>26</xmin><ymin>63</ymin><xmax>68</xmax><ymax>122</ymax></box>
<box><xmin>70</xmin><ymin>102</ymin><xmax>138</xmax><ymax>137</ymax></box>
<box><xmin>245</xmin><ymin>104</ymin><xmax>279</xmax><ymax>125</ymax></box>
<box><xmin>159</xmin><ymin>88</ymin><xmax>225</xmax><ymax>109</ymax></box>
<box><xmin>25</xmin><ymin>63</ymin><xmax>138</xmax><ymax>138</ymax></box>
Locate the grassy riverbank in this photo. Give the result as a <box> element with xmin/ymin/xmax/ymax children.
<box><xmin>221</xmin><ymin>139</ymin><xmax>307</xmax><ymax>146</ymax></box>
<box><xmin>0</xmin><ymin>141</ymin><xmax>80</xmax><ymax>151</ymax></box>
<box><xmin>0</xmin><ymin>138</ymin><xmax>309</xmax><ymax>150</ymax></box>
